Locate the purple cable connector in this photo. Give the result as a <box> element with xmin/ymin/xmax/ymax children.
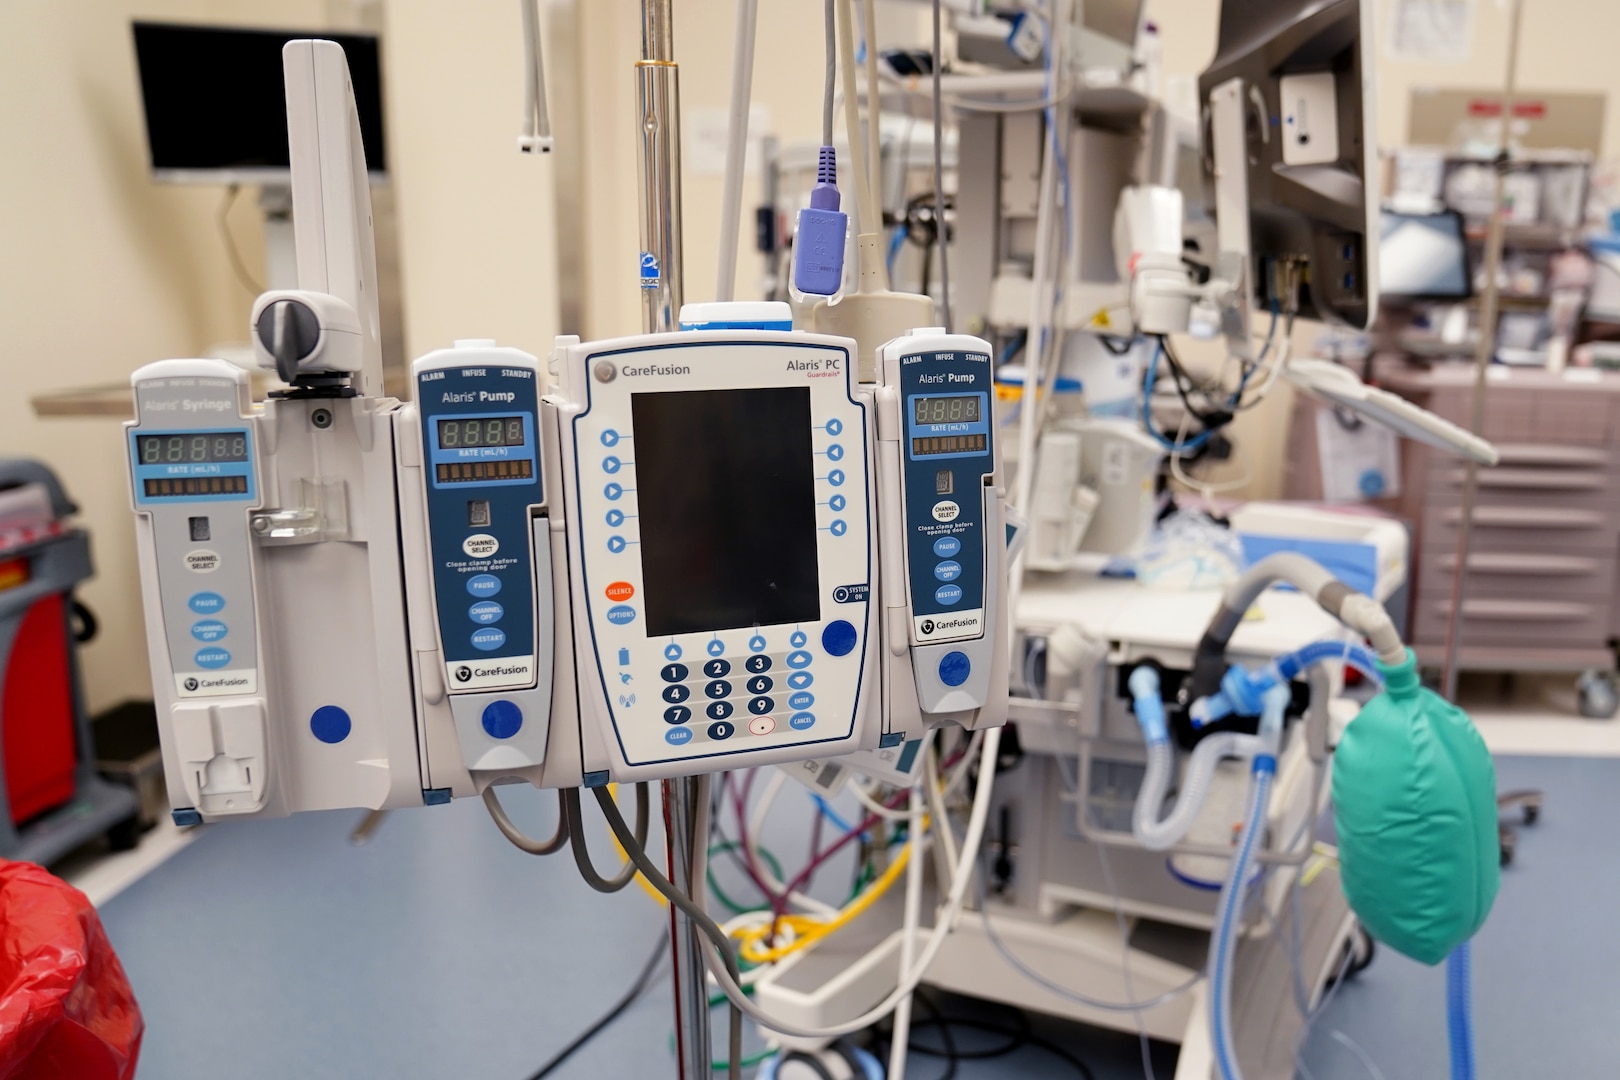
<box><xmin>793</xmin><ymin>145</ymin><xmax>848</xmax><ymax>296</ymax></box>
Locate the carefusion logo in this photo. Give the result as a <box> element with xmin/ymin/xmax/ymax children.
<box><xmin>174</xmin><ymin>669</ymin><xmax>257</xmax><ymax>697</ymax></box>
<box><xmin>915</xmin><ymin>611</ymin><xmax>983</xmax><ymax>640</ymax></box>
<box><xmin>447</xmin><ymin>655</ymin><xmax>536</xmax><ymax>691</ymax></box>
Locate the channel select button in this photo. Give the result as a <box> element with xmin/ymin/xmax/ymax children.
<box><xmin>187</xmin><ymin>592</ymin><xmax>225</xmax><ymax>614</ymax></box>
<box><xmin>463</xmin><ymin>533</ymin><xmax>499</xmax><ymax>558</ymax></box>
<box><xmin>933</xmin><ymin>536</ymin><xmax>960</xmax><ymax>558</ymax></box>
<box><xmin>194</xmin><ymin>647</ymin><xmax>231</xmax><ymax>669</ymax></box>
<box><xmin>184</xmin><ymin>550</ymin><xmax>220</xmax><ymax>574</ymax></box>
<box><xmin>606</xmin><ymin>581</ymin><xmax>635</xmax><ymax>602</ymax></box>
<box><xmin>931</xmin><ymin>501</ymin><xmax>960</xmax><ymax>523</ymax></box>
<box><xmin>935</xmin><ymin>584</ymin><xmax>964</xmax><ymax>606</ymax></box>
<box><xmin>467</xmin><ymin>574</ymin><xmax>502</xmax><ymax>598</ymax></box>
<box><xmin>471</xmin><ymin>627</ymin><xmax>507</xmax><ymax>651</ymax></box>
<box><xmin>606</xmin><ymin>604</ymin><xmax>637</xmax><ymax>626</ymax></box>
<box><xmin>469</xmin><ymin>601</ymin><xmax>503</xmax><ymax>624</ymax></box>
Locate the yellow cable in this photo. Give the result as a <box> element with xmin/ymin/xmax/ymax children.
<box><xmin>605</xmin><ymin>783</ymin><xmax>668</xmax><ymax>906</ymax></box>
<box><xmin>733</xmin><ymin>820</ymin><xmax>920</xmax><ymax>965</ymax></box>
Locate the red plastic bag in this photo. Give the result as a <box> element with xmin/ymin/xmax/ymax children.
<box><xmin>0</xmin><ymin>860</ymin><xmax>142</xmax><ymax>1080</ymax></box>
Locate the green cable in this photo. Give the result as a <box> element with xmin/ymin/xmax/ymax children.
<box><xmin>706</xmin><ymin>840</ymin><xmax>786</xmax><ymax>916</ymax></box>
<box><xmin>660</xmin><ymin>992</ymin><xmax>774</xmax><ymax>1071</ymax></box>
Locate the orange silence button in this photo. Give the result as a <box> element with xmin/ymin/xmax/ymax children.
<box><xmin>606</xmin><ymin>581</ymin><xmax>635</xmax><ymax>602</ymax></box>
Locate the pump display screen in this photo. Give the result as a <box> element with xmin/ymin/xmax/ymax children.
<box><xmin>912</xmin><ymin>396</ymin><xmax>982</xmax><ymax>425</ymax></box>
<box><xmin>632</xmin><ymin>388</ymin><xmax>821</xmax><ymax>636</ymax></box>
<box><xmin>143</xmin><ymin>476</ymin><xmax>249</xmax><ymax>497</ymax></box>
<box><xmin>437</xmin><ymin>416</ymin><xmax>526</xmax><ymax>448</ymax></box>
<box><xmin>136</xmin><ymin>432</ymin><xmax>249</xmax><ymax>464</ymax></box>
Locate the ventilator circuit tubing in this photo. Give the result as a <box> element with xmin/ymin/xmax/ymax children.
<box><xmin>1274</xmin><ymin>640</ymin><xmax>1383</xmax><ymax>685</ymax></box>
<box><xmin>1129</xmin><ymin>665</ymin><xmax>1266</xmax><ymax>852</ymax></box>
<box><xmin>1208</xmin><ymin>685</ymin><xmax>1288</xmax><ymax>1080</ymax></box>
<box><xmin>1447</xmin><ymin>940</ymin><xmax>1476</xmax><ymax>1080</ymax></box>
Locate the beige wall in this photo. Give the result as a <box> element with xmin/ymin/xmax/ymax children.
<box><xmin>0</xmin><ymin>0</ymin><xmax>329</xmax><ymax>715</ymax></box>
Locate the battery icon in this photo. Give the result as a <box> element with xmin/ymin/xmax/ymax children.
<box><xmin>618</xmin><ymin>648</ymin><xmax>630</xmax><ymax>666</ymax></box>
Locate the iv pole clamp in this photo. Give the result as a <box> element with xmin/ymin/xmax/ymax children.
<box><xmin>632</xmin><ymin>3</ymin><xmax>707</xmax><ymax>1078</ymax></box>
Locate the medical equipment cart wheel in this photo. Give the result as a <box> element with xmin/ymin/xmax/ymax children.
<box><xmin>1576</xmin><ymin>669</ymin><xmax>1619</xmax><ymax>719</ymax></box>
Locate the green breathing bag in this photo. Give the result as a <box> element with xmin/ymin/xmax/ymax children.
<box><xmin>1331</xmin><ymin>649</ymin><xmax>1500</xmax><ymax>965</ymax></box>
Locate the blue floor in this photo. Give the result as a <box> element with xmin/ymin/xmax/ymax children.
<box><xmin>98</xmin><ymin>756</ymin><xmax>1620</xmax><ymax>1079</ymax></box>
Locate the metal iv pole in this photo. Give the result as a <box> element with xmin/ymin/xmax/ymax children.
<box><xmin>633</xmin><ymin>3</ymin><xmax>709</xmax><ymax>1077</ymax></box>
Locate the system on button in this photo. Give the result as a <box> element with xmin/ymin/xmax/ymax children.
<box><xmin>469</xmin><ymin>600</ymin><xmax>504</xmax><ymax>624</ymax></box>
<box><xmin>934</xmin><ymin>561</ymin><xmax>962</xmax><ymax>582</ymax></box>
<box><xmin>933</xmin><ymin>536</ymin><xmax>960</xmax><ymax>558</ymax></box>
<box><xmin>821</xmin><ymin>620</ymin><xmax>857</xmax><ymax>657</ymax></box>
<box><xmin>939</xmin><ymin>651</ymin><xmax>972</xmax><ymax>687</ymax></box>
<box><xmin>471</xmin><ymin>627</ymin><xmax>507</xmax><ymax>651</ymax></box>
<box><xmin>188</xmin><ymin>591</ymin><xmax>225</xmax><ymax>614</ymax></box>
<box><xmin>481</xmin><ymin>700</ymin><xmax>523</xmax><ymax>739</ymax></box>
<box><xmin>935</xmin><ymin>584</ymin><xmax>964</xmax><ymax>606</ymax></box>
<box><xmin>467</xmin><ymin>574</ymin><xmax>502</xmax><ymax>597</ymax></box>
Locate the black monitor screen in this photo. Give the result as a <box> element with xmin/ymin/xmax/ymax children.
<box><xmin>133</xmin><ymin>22</ymin><xmax>385</xmax><ymax>176</ymax></box>
<box><xmin>632</xmin><ymin>387</ymin><xmax>822</xmax><ymax>637</ymax></box>
<box><xmin>1380</xmin><ymin>211</ymin><xmax>1470</xmax><ymax>299</ymax></box>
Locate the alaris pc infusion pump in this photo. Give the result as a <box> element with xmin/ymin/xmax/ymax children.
<box><xmin>125</xmin><ymin>40</ymin><xmax>1007</xmax><ymax>823</ymax></box>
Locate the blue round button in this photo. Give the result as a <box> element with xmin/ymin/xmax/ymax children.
<box><xmin>606</xmin><ymin>509</ymin><xmax>626</xmax><ymax>527</ymax></box>
<box><xmin>934</xmin><ymin>561</ymin><xmax>962</xmax><ymax>582</ymax></box>
<box><xmin>471</xmin><ymin>627</ymin><xmax>507</xmax><ymax>651</ymax></box>
<box><xmin>607</xmin><ymin>535</ymin><xmax>627</xmax><ymax>553</ymax></box>
<box><xmin>707</xmin><ymin>639</ymin><xmax>726</xmax><ymax>657</ymax></box>
<box><xmin>470</xmin><ymin>600</ymin><xmax>504</xmax><ymax>624</ymax></box>
<box><xmin>933</xmin><ymin>536</ymin><xmax>961</xmax><ymax>558</ymax></box>
<box><xmin>821</xmin><ymin>620</ymin><xmax>858</xmax><ymax>657</ymax></box>
<box><xmin>606</xmin><ymin>604</ymin><xmax>637</xmax><ymax>625</ymax></box>
<box><xmin>467</xmin><ymin>574</ymin><xmax>502</xmax><ymax>598</ymax></box>
<box><xmin>827</xmin><ymin>444</ymin><xmax>844</xmax><ymax>461</ymax></box>
<box><xmin>310</xmin><ymin>705</ymin><xmax>351</xmax><ymax>744</ymax></box>
<box><xmin>748</xmin><ymin>635</ymin><xmax>767</xmax><ymax>653</ymax></box>
<box><xmin>938</xmin><ymin>651</ymin><xmax>971</xmax><ymax>687</ymax></box>
<box><xmin>604</xmin><ymin>483</ymin><xmax>624</xmax><ymax>500</ymax></box>
<box><xmin>666</xmin><ymin>726</ymin><xmax>693</xmax><ymax>746</ymax></box>
<box><xmin>788</xmin><ymin>691</ymin><xmax>815</xmax><ymax>710</ymax></box>
<box><xmin>829</xmin><ymin>519</ymin><xmax>848</xmax><ymax>537</ymax></box>
<box><xmin>790</xmin><ymin>630</ymin><xmax>808</xmax><ymax>648</ymax></box>
<box><xmin>601</xmin><ymin>429</ymin><xmax>620</xmax><ymax>447</ymax></box>
<box><xmin>665</xmin><ymin>643</ymin><xmax>683</xmax><ymax>660</ymax></box>
<box><xmin>191</xmin><ymin>620</ymin><xmax>228</xmax><ymax>643</ymax></box>
<box><xmin>786</xmin><ymin>650</ymin><xmax>814</xmax><ymax>669</ymax></box>
<box><xmin>194</xmin><ymin>647</ymin><xmax>231</xmax><ymax>669</ymax></box>
<box><xmin>603</xmin><ymin>456</ymin><xmax>622</xmax><ymax>474</ymax></box>
<box><xmin>481</xmin><ymin>700</ymin><xmax>523</xmax><ymax>740</ymax></box>
<box><xmin>827</xmin><ymin>469</ymin><xmax>845</xmax><ymax>487</ymax></box>
<box><xmin>708</xmin><ymin>721</ymin><xmax>736</xmax><ymax>741</ymax></box>
<box><xmin>826</xmin><ymin>418</ymin><xmax>842</xmax><ymax>435</ymax></box>
<box><xmin>935</xmin><ymin>584</ymin><xmax>964</xmax><ymax>606</ymax></box>
<box><xmin>789</xmin><ymin>712</ymin><xmax>816</xmax><ymax>731</ymax></box>
<box><xmin>787</xmin><ymin>671</ymin><xmax>814</xmax><ymax>690</ymax></box>
<box><xmin>829</xmin><ymin>494</ymin><xmax>846</xmax><ymax>512</ymax></box>
<box><xmin>188</xmin><ymin>591</ymin><xmax>225</xmax><ymax>614</ymax></box>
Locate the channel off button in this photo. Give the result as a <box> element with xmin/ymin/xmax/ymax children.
<box><xmin>187</xmin><ymin>591</ymin><xmax>225</xmax><ymax>614</ymax></box>
<box><xmin>467</xmin><ymin>574</ymin><xmax>502</xmax><ymax>598</ymax></box>
<box><xmin>934</xmin><ymin>561</ymin><xmax>962</xmax><ymax>582</ymax></box>
<box><xmin>469</xmin><ymin>601</ymin><xmax>503</xmax><ymax>624</ymax></box>
<box><xmin>190</xmin><ymin>620</ymin><xmax>228</xmax><ymax>643</ymax></box>
<box><xmin>471</xmin><ymin>627</ymin><xmax>506</xmax><ymax>651</ymax></box>
<box><xmin>194</xmin><ymin>647</ymin><xmax>231</xmax><ymax>670</ymax></box>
